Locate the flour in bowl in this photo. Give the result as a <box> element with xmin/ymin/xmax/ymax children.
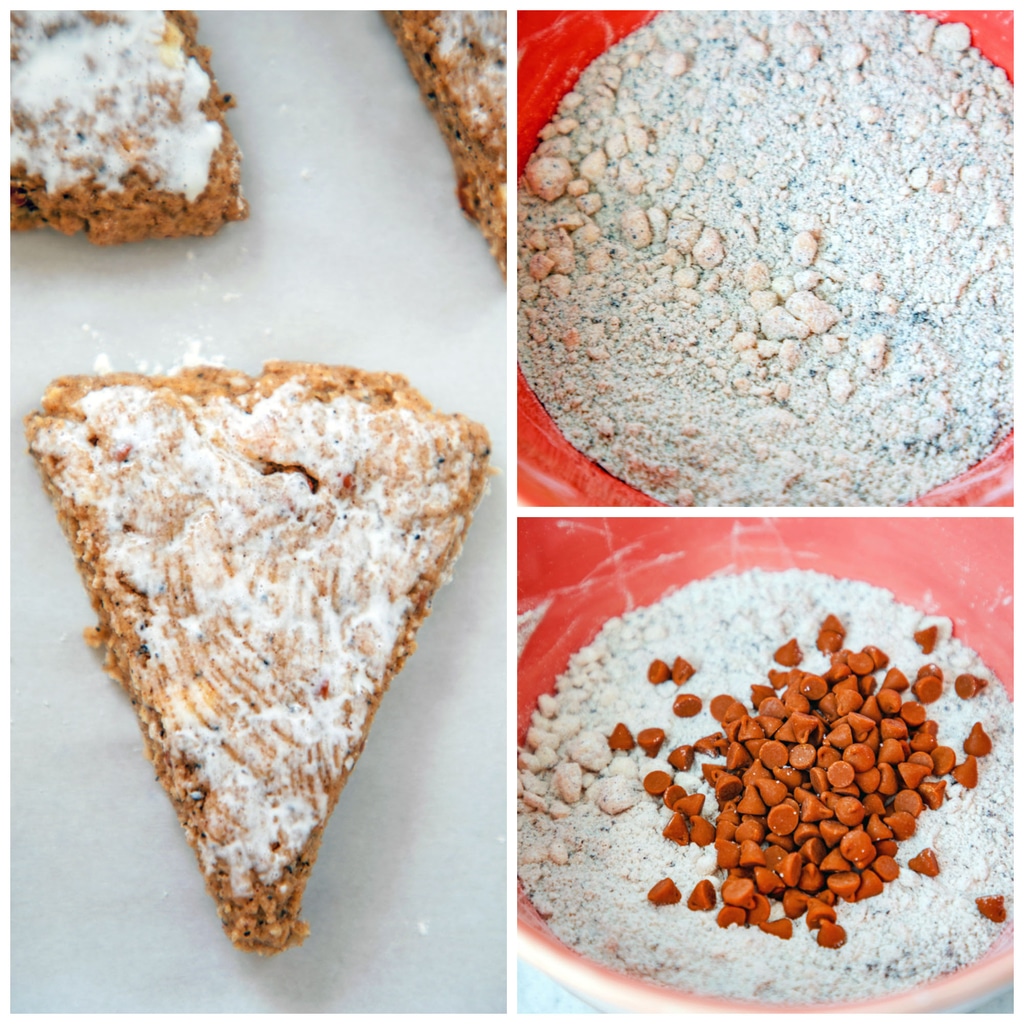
<box><xmin>517</xmin><ymin>569</ymin><xmax>1013</xmax><ymax>1004</ymax></box>
<box><xmin>517</xmin><ymin>11</ymin><xmax>1013</xmax><ymax>505</ymax></box>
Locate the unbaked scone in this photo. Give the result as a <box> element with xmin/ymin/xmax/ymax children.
<box><xmin>25</xmin><ymin>362</ymin><xmax>491</xmax><ymax>953</ymax></box>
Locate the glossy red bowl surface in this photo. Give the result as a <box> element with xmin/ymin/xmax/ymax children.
<box><xmin>517</xmin><ymin>11</ymin><xmax>1014</xmax><ymax>507</ymax></box>
<box><xmin>518</xmin><ymin>517</ymin><xmax>1013</xmax><ymax>1011</ymax></box>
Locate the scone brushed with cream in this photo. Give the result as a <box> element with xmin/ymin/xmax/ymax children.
<box><xmin>384</xmin><ymin>11</ymin><xmax>507</xmax><ymax>274</ymax></box>
<box><xmin>25</xmin><ymin>362</ymin><xmax>491</xmax><ymax>953</ymax></box>
<box><xmin>11</xmin><ymin>10</ymin><xmax>248</xmax><ymax>243</ymax></box>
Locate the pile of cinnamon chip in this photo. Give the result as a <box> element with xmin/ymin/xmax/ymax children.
<box><xmin>609</xmin><ymin>613</ymin><xmax>999</xmax><ymax>948</ymax></box>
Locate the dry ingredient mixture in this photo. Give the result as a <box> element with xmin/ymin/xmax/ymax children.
<box><xmin>517</xmin><ymin>569</ymin><xmax>1012</xmax><ymax>1004</ymax></box>
<box><xmin>517</xmin><ymin>12</ymin><xmax>1013</xmax><ymax>505</ymax></box>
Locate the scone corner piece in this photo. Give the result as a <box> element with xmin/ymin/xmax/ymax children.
<box><xmin>11</xmin><ymin>10</ymin><xmax>248</xmax><ymax>244</ymax></box>
<box><xmin>384</xmin><ymin>10</ymin><xmax>508</xmax><ymax>275</ymax></box>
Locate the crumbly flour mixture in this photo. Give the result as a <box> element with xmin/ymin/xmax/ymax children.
<box><xmin>517</xmin><ymin>12</ymin><xmax>1013</xmax><ymax>505</ymax></box>
<box><xmin>517</xmin><ymin>570</ymin><xmax>1013</xmax><ymax>1004</ymax></box>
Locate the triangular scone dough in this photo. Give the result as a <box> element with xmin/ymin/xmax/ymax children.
<box><xmin>25</xmin><ymin>362</ymin><xmax>491</xmax><ymax>953</ymax></box>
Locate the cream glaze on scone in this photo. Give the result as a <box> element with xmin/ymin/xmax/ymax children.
<box><xmin>11</xmin><ymin>11</ymin><xmax>248</xmax><ymax>242</ymax></box>
<box><xmin>12</xmin><ymin>11</ymin><xmax>222</xmax><ymax>200</ymax></box>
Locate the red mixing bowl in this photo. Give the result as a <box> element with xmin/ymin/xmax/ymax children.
<box><xmin>517</xmin><ymin>12</ymin><xmax>1014</xmax><ymax>507</ymax></box>
<box><xmin>517</xmin><ymin>516</ymin><xmax>1013</xmax><ymax>1011</ymax></box>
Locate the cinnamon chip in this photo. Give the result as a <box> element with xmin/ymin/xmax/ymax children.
<box><xmin>647</xmin><ymin>877</ymin><xmax>682</xmax><ymax>906</ymax></box>
<box><xmin>913</xmin><ymin>625</ymin><xmax>938</xmax><ymax>654</ymax></box>
<box><xmin>647</xmin><ymin>659</ymin><xmax>671</xmax><ymax>684</ymax></box>
<box><xmin>710</xmin><ymin>694</ymin><xmax>736</xmax><ymax>721</ymax></box>
<box><xmin>643</xmin><ymin>770</ymin><xmax>672</xmax><ymax>796</ymax></box>
<box><xmin>882</xmin><ymin>810</ymin><xmax>917</xmax><ymax>841</ymax></box>
<box><xmin>963</xmin><ymin>722</ymin><xmax>992</xmax><ymax>757</ymax></box>
<box><xmin>847</xmin><ymin>651</ymin><xmax>875</xmax><ymax>676</ymax></box>
<box><xmin>882</xmin><ymin>667</ymin><xmax>909</xmax><ymax>691</ymax></box>
<box><xmin>672</xmin><ymin>656</ymin><xmax>696</xmax><ymax>684</ymax></box>
<box><xmin>674</xmin><ymin>792</ymin><xmax>705</xmax><ymax>817</ymax></box>
<box><xmin>694</xmin><ymin>733</ymin><xmax>724</xmax><ymax>756</ymax></box>
<box><xmin>766</xmin><ymin>803</ymin><xmax>799</xmax><ymax>836</ymax></box>
<box><xmin>758</xmin><ymin>917</ymin><xmax>793</xmax><ymax>940</ymax></box>
<box><xmin>908</xmin><ymin>848</ymin><xmax>940</xmax><ymax>877</ymax></box>
<box><xmin>855</xmin><ymin>868</ymin><xmax>884</xmax><ymax>901</ymax></box>
<box><xmin>662</xmin><ymin>784</ymin><xmax>687</xmax><ymax>810</ymax></box>
<box><xmin>917</xmin><ymin>780</ymin><xmax>947</xmax><ymax>811</ymax></box>
<box><xmin>607</xmin><ymin>722</ymin><xmax>635</xmax><ymax>751</ymax></box>
<box><xmin>673</xmin><ymin>693</ymin><xmax>703</xmax><ymax>718</ymax></box>
<box><xmin>955</xmin><ymin>673</ymin><xmax>987</xmax><ymax>699</ymax></box>
<box><xmin>862</xmin><ymin>645</ymin><xmax>889</xmax><ymax>670</ymax></box>
<box><xmin>816</xmin><ymin>919</ymin><xmax>847</xmax><ymax>949</ymax></box>
<box><xmin>636</xmin><ymin>727</ymin><xmax>667</xmax><ymax>758</ymax></box>
<box><xmin>820</xmin><ymin>614</ymin><xmax>845</xmax><ymax>635</ymax></box>
<box><xmin>873</xmin><ymin>855</ymin><xmax>899</xmax><ymax>883</ymax></box>
<box><xmin>667</xmin><ymin>745</ymin><xmax>695</xmax><ymax>771</ymax></box>
<box><xmin>951</xmin><ymin>754</ymin><xmax>979</xmax><ymax>789</ymax></box>
<box><xmin>662</xmin><ymin>813</ymin><xmax>690</xmax><ymax>846</ymax></box>
<box><xmin>896</xmin><ymin>762</ymin><xmax>930</xmax><ymax>790</ymax></box>
<box><xmin>930</xmin><ymin>746</ymin><xmax>956</xmax><ymax>776</ymax></box>
<box><xmin>717</xmin><ymin>906</ymin><xmax>746</xmax><ymax>928</ymax></box>
<box><xmin>688</xmin><ymin>816</ymin><xmax>715</xmax><ymax>847</ymax></box>
<box><xmin>721</xmin><ymin>876</ymin><xmax>756</xmax><ymax>908</ymax></box>
<box><xmin>911</xmin><ymin>674</ymin><xmax>943</xmax><ymax>704</ymax></box>
<box><xmin>804</xmin><ymin>898</ymin><xmax>837</xmax><ymax>929</ymax></box>
<box><xmin>687</xmin><ymin>879</ymin><xmax>716</xmax><ymax>911</ymax></box>
<box><xmin>773</xmin><ymin>638</ymin><xmax>802</xmax><ymax>667</ymax></box>
<box><xmin>714</xmin><ymin>773</ymin><xmax>743</xmax><ymax>803</ymax></box>
<box><xmin>976</xmin><ymin>895</ymin><xmax>1006</xmax><ymax>923</ymax></box>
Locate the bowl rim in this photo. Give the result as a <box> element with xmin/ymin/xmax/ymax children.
<box><xmin>519</xmin><ymin>911</ymin><xmax>1013</xmax><ymax>1013</ymax></box>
